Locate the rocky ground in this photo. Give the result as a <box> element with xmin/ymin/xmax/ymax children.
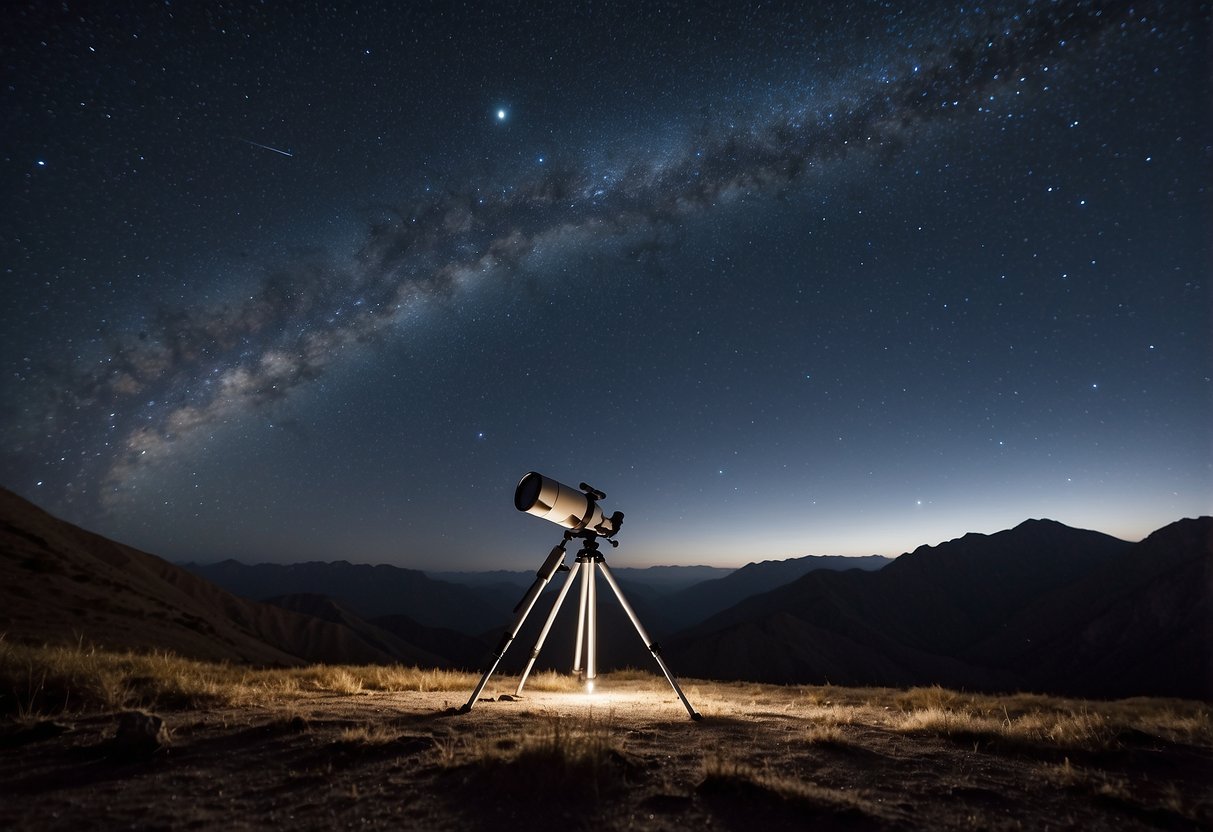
<box><xmin>1</xmin><ymin>677</ymin><xmax>1210</xmax><ymax>831</ymax></box>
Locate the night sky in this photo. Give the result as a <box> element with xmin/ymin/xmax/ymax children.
<box><xmin>2</xmin><ymin>1</ymin><xmax>1209</xmax><ymax>571</ymax></box>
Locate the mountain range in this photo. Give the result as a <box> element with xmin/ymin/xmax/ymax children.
<box><xmin>185</xmin><ymin>558</ymin><xmax>514</xmax><ymax>634</ymax></box>
<box><xmin>2</xmin><ymin>486</ymin><xmax>1208</xmax><ymax>699</ymax></box>
<box><xmin>666</xmin><ymin>518</ymin><xmax>1212</xmax><ymax>699</ymax></box>
<box><xmin>426</xmin><ymin>564</ymin><xmax>733</xmax><ymax>593</ymax></box>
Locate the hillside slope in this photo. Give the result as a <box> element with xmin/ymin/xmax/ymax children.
<box><xmin>968</xmin><ymin>516</ymin><xmax>1213</xmax><ymax>699</ymax></box>
<box><xmin>0</xmin><ymin>489</ymin><xmax>447</xmax><ymax>666</ymax></box>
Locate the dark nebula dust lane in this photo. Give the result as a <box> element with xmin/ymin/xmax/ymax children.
<box><xmin>2</xmin><ymin>0</ymin><xmax>1209</xmax><ymax>565</ymax></box>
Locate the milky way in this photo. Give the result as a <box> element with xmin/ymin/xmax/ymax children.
<box><xmin>3</xmin><ymin>0</ymin><xmax>1208</xmax><ymax>565</ymax></box>
<box><xmin>12</xmin><ymin>2</ymin><xmax>1155</xmax><ymax>507</ymax></box>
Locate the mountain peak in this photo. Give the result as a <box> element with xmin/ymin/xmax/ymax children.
<box><xmin>1012</xmin><ymin>518</ymin><xmax>1067</xmax><ymax>529</ymax></box>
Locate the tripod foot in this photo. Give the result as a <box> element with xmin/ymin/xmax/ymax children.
<box><xmin>691</xmin><ymin>711</ymin><xmax>704</xmax><ymax>722</ymax></box>
<box><xmin>456</xmin><ymin>703</ymin><xmax>472</xmax><ymax>714</ymax></box>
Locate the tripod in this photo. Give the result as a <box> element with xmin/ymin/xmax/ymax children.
<box><xmin>459</xmin><ymin>529</ymin><xmax>702</xmax><ymax>720</ymax></box>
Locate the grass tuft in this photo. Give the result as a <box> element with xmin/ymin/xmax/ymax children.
<box><xmin>516</xmin><ymin>669</ymin><xmax>583</xmax><ymax>692</ymax></box>
<box><xmin>336</xmin><ymin>723</ymin><xmax>401</xmax><ymax>745</ymax></box>
<box><xmin>441</xmin><ymin>712</ymin><xmax>630</xmax><ymax>801</ymax></box>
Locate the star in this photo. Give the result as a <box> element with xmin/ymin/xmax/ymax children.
<box><xmin>496</xmin><ymin>109</ymin><xmax>507</xmax><ymax>121</ymax></box>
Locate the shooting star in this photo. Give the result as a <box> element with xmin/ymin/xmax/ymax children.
<box><xmin>239</xmin><ymin>138</ymin><xmax>294</xmax><ymax>157</ymax></box>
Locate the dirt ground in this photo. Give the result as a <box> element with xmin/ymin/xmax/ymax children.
<box><xmin>1</xmin><ymin>677</ymin><xmax>1210</xmax><ymax>831</ymax></box>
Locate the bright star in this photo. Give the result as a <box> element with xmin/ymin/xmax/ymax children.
<box><xmin>496</xmin><ymin>109</ymin><xmax>506</xmax><ymax>121</ymax></box>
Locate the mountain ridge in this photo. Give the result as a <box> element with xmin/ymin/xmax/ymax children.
<box><xmin>662</xmin><ymin>553</ymin><xmax>893</xmax><ymax>629</ymax></box>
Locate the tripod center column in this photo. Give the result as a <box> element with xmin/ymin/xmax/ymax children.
<box><xmin>586</xmin><ymin>558</ymin><xmax>597</xmax><ymax>690</ymax></box>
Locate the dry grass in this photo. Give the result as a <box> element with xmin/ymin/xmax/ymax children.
<box><xmin>0</xmin><ymin>648</ymin><xmax>1209</xmax><ymax>831</ymax></box>
<box><xmin>700</xmin><ymin>752</ymin><xmax>878</xmax><ymax>818</ymax></box>
<box><xmin>690</xmin><ymin>681</ymin><xmax>1212</xmax><ymax>755</ymax></box>
<box><xmin>438</xmin><ymin>711</ymin><xmax>630</xmax><ymax>801</ymax></box>
<box><xmin>437</xmin><ymin>710</ymin><xmax>617</xmax><ymax>766</ymax></box>
<box><xmin>804</xmin><ymin>723</ymin><xmax>848</xmax><ymax>744</ymax></box>
<box><xmin>336</xmin><ymin>723</ymin><xmax>403</xmax><ymax>745</ymax></box>
<box><xmin>516</xmin><ymin>668</ymin><xmax>584</xmax><ymax>692</ymax></box>
<box><xmin>3</xmin><ymin>640</ymin><xmax>1209</xmax><ymax>760</ymax></box>
<box><xmin>0</xmin><ymin>639</ymin><xmax>480</xmax><ymax>717</ymax></box>
<box><xmin>0</xmin><ymin>640</ymin><xmax>653</xmax><ymax>719</ymax></box>
<box><xmin>798</xmin><ymin>683</ymin><xmax>843</xmax><ymax>706</ymax></box>
<box><xmin>801</xmin><ymin>702</ymin><xmax>861</xmax><ymax>726</ymax></box>
<box><xmin>880</xmin><ymin>684</ymin><xmax>1212</xmax><ymax>751</ymax></box>
<box><xmin>796</xmin><ymin>702</ymin><xmax>860</xmax><ymax>744</ymax></box>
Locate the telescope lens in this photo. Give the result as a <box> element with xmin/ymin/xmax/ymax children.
<box><xmin>515</xmin><ymin>472</ymin><xmax>543</xmax><ymax>513</ymax></box>
<box><xmin>514</xmin><ymin>471</ymin><xmax>607</xmax><ymax>533</ymax></box>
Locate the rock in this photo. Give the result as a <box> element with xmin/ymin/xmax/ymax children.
<box><xmin>111</xmin><ymin>711</ymin><xmax>170</xmax><ymax>757</ymax></box>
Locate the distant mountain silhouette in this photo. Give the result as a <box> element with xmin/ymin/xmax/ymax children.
<box><xmin>368</xmin><ymin>614</ymin><xmax>492</xmax><ymax>670</ymax></box>
<box><xmin>431</xmin><ymin>559</ymin><xmax>894</xmax><ymax>633</ymax></box>
<box><xmin>425</xmin><ymin>569</ymin><xmax>537</xmax><ymax>589</ymax></box>
<box><xmin>0</xmin><ymin>488</ymin><xmax>460</xmax><ymax>666</ymax></box>
<box><xmin>666</xmin><ymin>518</ymin><xmax>1212</xmax><ymax>699</ymax></box>
<box><xmin>428</xmin><ymin>564</ymin><xmax>732</xmax><ymax>595</ymax></box>
<box><xmin>188</xmin><ymin>560</ymin><xmax>721</xmax><ymax>643</ymax></box>
<box><xmin>261</xmin><ymin>593</ymin><xmax>455</xmax><ymax>667</ymax></box>
<box><xmin>185</xmin><ymin>560</ymin><xmax>511</xmax><ymax>635</ymax></box>
<box><xmin>609</xmin><ymin>565</ymin><xmax>735</xmax><ymax>592</ymax></box>
<box><xmin>182</xmin><ymin>552</ymin><xmax>696</xmax><ymax>669</ymax></box>
<box><xmin>663</xmin><ymin>554</ymin><xmax>892</xmax><ymax>629</ymax></box>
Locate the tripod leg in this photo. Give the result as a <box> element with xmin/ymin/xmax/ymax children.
<box><xmin>459</xmin><ymin>543</ymin><xmax>567</xmax><ymax>713</ymax></box>
<box><xmin>572</xmin><ymin>559</ymin><xmax>590</xmax><ymax>675</ymax></box>
<box><xmin>596</xmin><ymin>561</ymin><xmax>702</xmax><ymax>721</ymax></box>
<box><xmin>586</xmin><ymin>560</ymin><xmax>597</xmax><ymax>689</ymax></box>
<box><xmin>515</xmin><ymin>560</ymin><xmax>583</xmax><ymax>695</ymax></box>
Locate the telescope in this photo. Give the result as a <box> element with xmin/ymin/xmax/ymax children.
<box><xmin>459</xmin><ymin>471</ymin><xmax>701</xmax><ymax>720</ymax></box>
<box><xmin>514</xmin><ymin>472</ymin><xmax>623</xmax><ymax>539</ymax></box>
